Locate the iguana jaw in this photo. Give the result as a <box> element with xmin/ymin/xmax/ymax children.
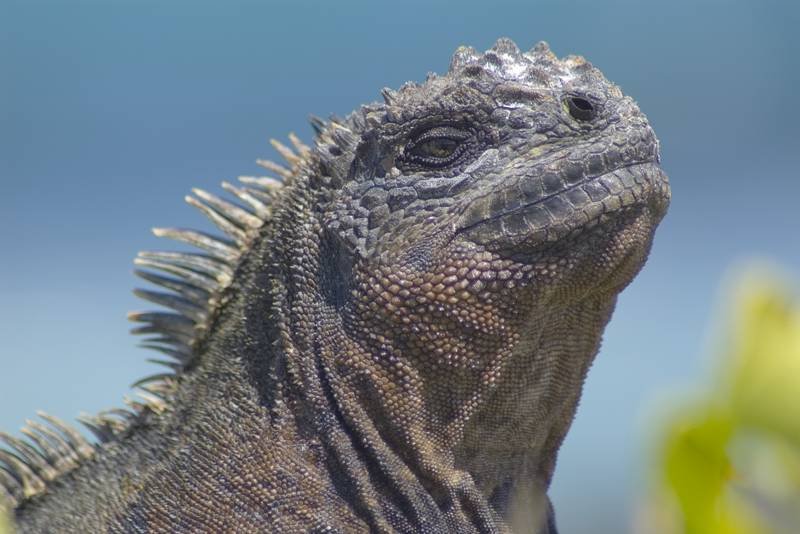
<box><xmin>458</xmin><ymin>161</ymin><xmax>669</xmax><ymax>254</ymax></box>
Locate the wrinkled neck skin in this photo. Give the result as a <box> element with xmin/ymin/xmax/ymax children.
<box><xmin>292</xmin><ymin>282</ymin><xmax>616</xmax><ymax>534</ymax></box>
<box><xmin>260</xmin><ymin>180</ymin><xmax>627</xmax><ymax>534</ymax></box>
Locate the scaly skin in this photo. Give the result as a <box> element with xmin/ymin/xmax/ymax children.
<box><xmin>7</xmin><ymin>38</ymin><xmax>669</xmax><ymax>533</ymax></box>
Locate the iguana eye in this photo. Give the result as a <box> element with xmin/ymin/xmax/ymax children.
<box><xmin>414</xmin><ymin>137</ymin><xmax>459</xmax><ymax>159</ymax></box>
<box><xmin>402</xmin><ymin>126</ymin><xmax>470</xmax><ymax>168</ymax></box>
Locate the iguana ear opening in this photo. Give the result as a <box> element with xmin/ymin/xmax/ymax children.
<box><xmin>349</xmin><ymin>129</ymin><xmax>391</xmax><ymax>182</ymax></box>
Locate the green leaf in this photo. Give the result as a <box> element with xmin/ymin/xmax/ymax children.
<box><xmin>650</xmin><ymin>267</ymin><xmax>800</xmax><ymax>533</ymax></box>
<box><xmin>724</xmin><ymin>275</ymin><xmax>800</xmax><ymax>445</ymax></box>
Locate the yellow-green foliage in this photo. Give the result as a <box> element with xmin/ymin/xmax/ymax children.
<box><xmin>651</xmin><ymin>271</ymin><xmax>800</xmax><ymax>533</ymax></box>
<box><xmin>0</xmin><ymin>506</ymin><xmax>12</xmax><ymax>534</ymax></box>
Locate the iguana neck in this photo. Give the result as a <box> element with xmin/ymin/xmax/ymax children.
<box><xmin>200</xmin><ymin>173</ymin><xmax>618</xmax><ymax>533</ymax></box>
<box><xmin>93</xmin><ymin>171</ymin><xmax>618</xmax><ymax>533</ymax></box>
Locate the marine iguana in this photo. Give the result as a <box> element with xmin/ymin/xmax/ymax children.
<box><xmin>0</xmin><ymin>38</ymin><xmax>670</xmax><ymax>533</ymax></box>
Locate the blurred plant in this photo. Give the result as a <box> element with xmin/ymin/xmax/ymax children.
<box><xmin>646</xmin><ymin>268</ymin><xmax>800</xmax><ymax>533</ymax></box>
<box><xmin>0</xmin><ymin>506</ymin><xmax>10</xmax><ymax>534</ymax></box>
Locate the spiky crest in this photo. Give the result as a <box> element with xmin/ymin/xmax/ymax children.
<box><xmin>0</xmin><ymin>131</ymin><xmax>313</xmax><ymax>510</ymax></box>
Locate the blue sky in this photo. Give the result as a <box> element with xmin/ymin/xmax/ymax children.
<box><xmin>1</xmin><ymin>0</ymin><xmax>798</xmax><ymax>531</ymax></box>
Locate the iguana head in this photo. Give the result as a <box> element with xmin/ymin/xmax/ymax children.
<box><xmin>294</xmin><ymin>37</ymin><xmax>670</xmax><ymax>516</ymax></box>
<box><xmin>321</xmin><ymin>39</ymin><xmax>668</xmax><ymax>275</ymax></box>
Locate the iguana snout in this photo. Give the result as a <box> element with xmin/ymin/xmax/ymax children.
<box><xmin>456</xmin><ymin>94</ymin><xmax>670</xmax><ymax>265</ymax></box>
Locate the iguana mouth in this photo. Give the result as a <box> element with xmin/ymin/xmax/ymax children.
<box><xmin>457</xmin><ymin>161</ymin><xmax>670</xmax><ymax>252</ymax></box>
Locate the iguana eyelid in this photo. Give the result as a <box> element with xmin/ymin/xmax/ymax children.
<box><xmin>399</xmin><ymin>125</ymin><xmax>477</xmax><ymax>169</ymax></box>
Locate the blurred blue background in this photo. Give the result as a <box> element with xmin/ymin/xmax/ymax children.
<box><xmin>1</xmin><ymin>0</ymin><xmax>798</xmax><ymax>531</ymax></box>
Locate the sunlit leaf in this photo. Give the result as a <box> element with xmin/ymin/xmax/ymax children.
<box><xmin>0</xmin><ymin>507</ymin><xmax>12</xmax><ymax>534</ymax></box>
<box><xmin>660</xmin><ymin>408</ymin><xmax>764</xmax><ymax>534</ymax></box>
<box><xmin>724</xmin><ymin>275</ymin><xmax>800</xmax><ymax>445</ymax></box>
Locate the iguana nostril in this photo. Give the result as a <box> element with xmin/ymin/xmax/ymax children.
<box><xmin>565</xmin><ymin>96</ymin><xmax>596</xmax><ymax>121</ymax></box>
